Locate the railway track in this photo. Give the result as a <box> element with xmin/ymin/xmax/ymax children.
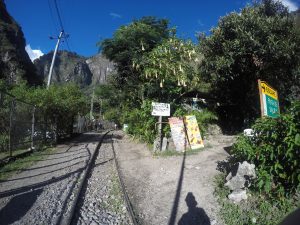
<box><xmin>0</xmin><ymin>131</ymin><xmax>137</xmax><ymax>225</ymax></box>
<box><xmin>69</xmin><ymin>131</ymin><xmax>137</xmax><ymax>225</ymax></box>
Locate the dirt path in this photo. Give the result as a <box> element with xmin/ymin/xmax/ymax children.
<box><xmin>113</xmin><ymin>131</ymin><xmax>235</xmax><ymax>225</ymax></box>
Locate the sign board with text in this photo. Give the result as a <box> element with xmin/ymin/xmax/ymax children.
<box><xmin>184</xmin><ymin>115</ymin><xmax>204</xmax><ymax>149</ymax></box>
<box><xmin>168</xmin><ymin>117</ymin><xmax>187</xmax><ymax>152</ymax></box>
<box><xmin>258</xmin><ymin>80</ymin><xmax>280</xmax><ymax>118</ymax></box>
<box><xmin>151</xmin><ymin>102</ymin><xmax>170</xmax><ymax>116</ymax></box>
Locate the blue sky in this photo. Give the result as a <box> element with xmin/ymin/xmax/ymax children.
<box><xmin>5</xmin><ymin>0</ymin><xmax>300</xmax><ymax>59</ymax></box>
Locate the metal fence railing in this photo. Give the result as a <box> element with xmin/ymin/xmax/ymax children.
<box><xmin>0</xmin><ymin>91</ymin><xmax>54</xmax><ymax>160</ymax></box>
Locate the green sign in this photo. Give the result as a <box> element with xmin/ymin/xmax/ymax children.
<box><xmin>258</xmin><ymin>80</ymin><xmax>280</xmax><ymax>118</ymax></box>
<box><xmin>264</xmin><ymin>94</ymin><xmax>280</xmax><ymax>118</ymax></box>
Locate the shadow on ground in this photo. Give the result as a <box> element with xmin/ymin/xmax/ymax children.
<box><xmin>168</xmin><ymin>151</ymin><xmax>211</xmax><ymax>225</ymax></box>
<box><xmin>178</xmin><ymin>192</ymin><xmax>211</xmax><ymax>225</ymax></box>
<box><xmin>0</xmin><ymin>188</ymin><xmax>43</xmax><ymax>224</ymax></box>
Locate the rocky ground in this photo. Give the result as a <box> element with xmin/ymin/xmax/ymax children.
<box><xmin>113</xmin><ymin>130</ymin><xmax>236</xmax><ymax>225</ymax></box>
<box><xmin>0</xmin><ymin>130</ymin><xmax>235</xmax><ymax>225</ymax></box>
<box><xmin>72</xmin><ymin>133</ymin><xmax>132</xmax><ymax>225</ymax></box>
<box><xmin>0</xmin><ymin>132</ymin><xmax>131</xmax><ymax>225</ymax></box>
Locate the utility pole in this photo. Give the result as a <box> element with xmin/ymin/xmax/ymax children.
<box><xmin>47</xmin><ymin>30</ymin><xmax>64</xmax><ymax>89</ymax></box>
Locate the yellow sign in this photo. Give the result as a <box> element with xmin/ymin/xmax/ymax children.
<box><xmin>260</xmin><ymin>81</ymin><xmax>278</xmax><ymax>100</ymax></box>
<box><xmin>258</xmin><ymin>80</ymin><xmax>280</xmax><ymax>118</ymax></box>
<box><xmin>184</xmin><ymin>115</ymin><xmax>204</xmax><ymax>149</ymax></box>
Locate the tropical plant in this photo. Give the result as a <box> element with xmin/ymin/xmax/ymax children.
<box><xmin>232</xmin><ymin>101</ymin><xmax>300</xmax><ymax>197</ymax></box>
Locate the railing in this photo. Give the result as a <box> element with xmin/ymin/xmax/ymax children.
<box><xmin>0</xmin><ymin>91</ymin><xmax>54</xmax><ymax>160</ymax></box>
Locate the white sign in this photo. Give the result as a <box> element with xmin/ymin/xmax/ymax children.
<box><xmin>151</xmin><ymin>102</ymin><xmax>170</xmax><ymax>116</ymax></box>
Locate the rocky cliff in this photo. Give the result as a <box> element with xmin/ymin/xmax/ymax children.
<box><xmin>34</xmin><ymin>51</ymin><xmax>114</xmax><ymax>87</ymax></box>
<box><xmin>0</xmin><ymin>0</ymin><xmax>41</xmax><ymax>85</ymax></box>
<box><xmin>34</xmin><ymin>51</ymin><xmax>93</xmax><ymax>88</ymax></box>
<box><xmin>86</xmin><ymin>54</ymin><xmax>114</xmax><ymax>84</ymax></box>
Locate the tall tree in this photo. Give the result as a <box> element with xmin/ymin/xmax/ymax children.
<box><xmin>199</xmin><ymin>0</ymin><xmax>300</xmax><ymax>130</ymax></box>
<box><xmin>99</xmin><ymin>16</ymin><xmax>169</xmax><ymax>89</ymax></box>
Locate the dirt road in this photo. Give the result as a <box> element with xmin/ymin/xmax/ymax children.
<box><xmin>113</xmin><ymin>131</ymin><xmax>235</xmax><ymax>225</ymax></box>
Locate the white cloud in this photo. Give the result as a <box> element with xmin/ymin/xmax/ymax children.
<box><xmin>279</xmin><ymin>0</ymin><xmax>298</xmax><ymax>12</ymax></box>
<box><xmin>109</xmin><ymin>12</ymin><xmax>122</xmax><ymax>19</ymax></box>
<box><xmin>25</xmin><ymin>44</ymin><xmax>44</xmax><ymax>62</ymax></box>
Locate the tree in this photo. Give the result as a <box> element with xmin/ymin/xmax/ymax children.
<box><xmin>99</xmin><ymin>16</ymin><xmax>169</xmax><ymax>87</ymax></box>
<box><xmin>10</xmin><ymin>83</ymin><xmax>89</xmax><ymax>137</ymax></box>
<box><xmin>199</xmin><ymin>0</ymin><xmax>300</xmax><ymax>131</ymax></box>
<box><xmin>133</xmin><ymin>37</ymin><xmax>203</xmax><ymax>103</ymax></box>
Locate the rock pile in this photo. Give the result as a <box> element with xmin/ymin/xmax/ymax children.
<box><xmin>225</xmin><ymin>161</ymin><xmax>256</xmax><ymax>203</ymax></box>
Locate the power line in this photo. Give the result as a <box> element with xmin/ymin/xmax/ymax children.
<box><xmin>54</xmin><ymin>0</ymin><xmax>64</xmax><ymax>31</ymax></box>
<box><xmin>48</xmin><ymin>0</ymin><xmax>72</xmax><ymax>52</ymax></box>
<box><xmin>53</xmin><ymin>0</ymin><xmax>72</xmax><ymax>52</ymax></box>
<box><xmin>47</xmin><ymin>0</ymin><xmax>59</xmax><ymax>34</ymax></box>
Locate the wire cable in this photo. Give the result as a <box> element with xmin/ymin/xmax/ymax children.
<box><xmin>54</xmin><ymin>0</ymin><xmax>64</xmax><ymax>31</ymax></box>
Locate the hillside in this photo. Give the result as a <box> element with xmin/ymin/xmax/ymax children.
<box><xmin>34</xmin><ymin>51</ymin><xmax>114</xmax><ymax>87</ymax></box>
<box><xmin>0</xmin><ymin>0</ymin><xmax>41</xmax><ymax>85</ymax></box>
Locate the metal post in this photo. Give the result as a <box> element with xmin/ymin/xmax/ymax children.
<box><xmin>8</xmin><ymin>98</ymin><xmax>14</xmax><ymax>157</ymax></box>
<box><xmin>47</xmin><ymin>31</ymin><xmax>64</xmax><ymax>89</ymax></box>
<box><xmin>90</xmin><ymin>87</ymin><xmax>95</xmax><ymax>121</ymax></box>
<box><xmin>31</xmin><ymin>106</ymin><xmax>35</xmax><ymax>150</ymax></box>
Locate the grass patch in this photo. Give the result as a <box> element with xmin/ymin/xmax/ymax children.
<box><xmin>0</xmin><ymin>146</ymin><xmax>54</xmax><ymax>181</ymax></box>
<box><xmin>154</xmin><ymin>143</ymin><xmax>213</xmax><ymax>157</ymax></box>
<box><xmin>214</xmin><ymin>173</ymin><xmax>300</xmax><ymax>225</ymax></box>
<box><xmin>0</xmin><ymin>148</ymin><xmax>31</xmax><ymax>160</ymax></box>
<box><xmin>104</xmin><ymin>171</ymin><xmax>126</xmax><ymax>214</ymax></box>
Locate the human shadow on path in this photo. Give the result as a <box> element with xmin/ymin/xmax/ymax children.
<box><xmin>178</xmin><ymin>192</ymin><xmax>211</xmax><ymax>225</ymax></box>
<box><xmin>0</xmin><ymin>188</ymin><xmax>43</xmax><ymax>224</ymax></box>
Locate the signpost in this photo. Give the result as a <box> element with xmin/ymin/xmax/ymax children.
<box><xmin>258</xmin><ymin>80</ymin><xmax>280</xmax><ymax>118</ymax></box>
<box><xmin>151</xmin><ymin>102</ymin><xmax>170</xmax><ymax>117</ymax></box>
<box><xmin>152</xmin><ymin>102</ymin><xmax>170</xmax><ymax>151</ymax></box>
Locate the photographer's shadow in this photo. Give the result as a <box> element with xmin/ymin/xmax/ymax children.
<box><xmin>178</xmin><ymin>192</ymin><xmax>211</xmax><ymax>225</ymax></box>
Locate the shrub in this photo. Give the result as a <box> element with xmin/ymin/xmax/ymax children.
<box><xmin>191</xmin><ymin>109</ymin><xmax>218</xmax><ymax>135</ymax></box>
<box><xmin>122</xmin><ymin>100</ymin><xmax>156</xmax><ymax>143</ymax></box>
<box><xmin>232</xmin><ymin>101</ymin><xmax>300</xmax><ymax>197</ymax></box>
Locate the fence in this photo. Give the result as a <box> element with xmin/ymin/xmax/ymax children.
<box><xmin>0</xmin><ymin>91</ymin><xmax>54</xmax><ymax>160</ymax></box>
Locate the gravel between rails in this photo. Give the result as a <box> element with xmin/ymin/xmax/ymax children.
<box><xmin>72</xmin><ymin>133</ymin><xmax>132</xmax><ymax>225</ymax></box>
<box><xmin>0</xmin><ymin>132</ymin><xmax>103</xmax><ymax>225</ymax></box>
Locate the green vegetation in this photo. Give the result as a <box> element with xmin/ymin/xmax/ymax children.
<box><xmin>214</xmin><ymin>174</ymin><xmax>299</xmax><ymax>225</ymax></box>
<box><xmin>199</xmin><ymin>0</ymin><xmax>300</xmax><ymax>130</ymax></box>
<box><xmin>0</xmin><ymin>146</ymin><xmax>54</xmax><ymax>180</ymax></box>
<box><xmin>215</xmin><ymin>101</ymin><xmax>300</xmax><ymax>224</ymax></box>
<box><xmin>104</xmin><ymin>172</ymin><xmax>126</xmax><ymax>214</ymax></box>
<box><xmin>232</xmin><ymin>101</ymin><xmax>300</xmax><ymax>197</ymax></box>
<box><xmin>98</xmin><ymin>17</ymin><xmax>215</xmax><ymax>143</ymax></box>
<box><xmin>9</xmin><ymin>82</ymin><xmax>89</xmax><ymax>138</ymax></box>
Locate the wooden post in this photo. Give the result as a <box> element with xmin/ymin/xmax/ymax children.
<box><xmin>258</xmin><ymin>79</ymin><xmax>264</xmax><ymax>118</ymax></box>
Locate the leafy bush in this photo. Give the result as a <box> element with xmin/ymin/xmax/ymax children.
<box><xmin>215</xmin><ymin>174</ymin><xmax>300</xmax><ymax>225</ymax></box>
<box><xmin>191</xmin><ymin>109</ymin><xmax>218</xmax><ymax>135</ymax></box>
<box><xmin>10</xmin><ymin>83</ymin><xmax>89</xmax><ymax>138</ymax></box>
<box><xmin>232</xmin><ymin>101</ymin><xmax>300</xmax><ymax>197</ymax></box>
<box><xmin>122</xmin><ymin>100</ymin><xmax>156</xmax><ymax>143</ymax></box>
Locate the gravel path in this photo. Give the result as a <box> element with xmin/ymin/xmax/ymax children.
<box><xmin>113</xmin><ymin>131</ymin><xmax>235</xmax><ymax>225</ymax></box>
<box><xmin>0</xmin><ymin>132</ymin><xmax>99</xmax><ymax>225</ymax></box>
<box><xmin>72</xmin><ymin>133</ymin><xmax>132</xmax><ymax>225</ymax></box>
